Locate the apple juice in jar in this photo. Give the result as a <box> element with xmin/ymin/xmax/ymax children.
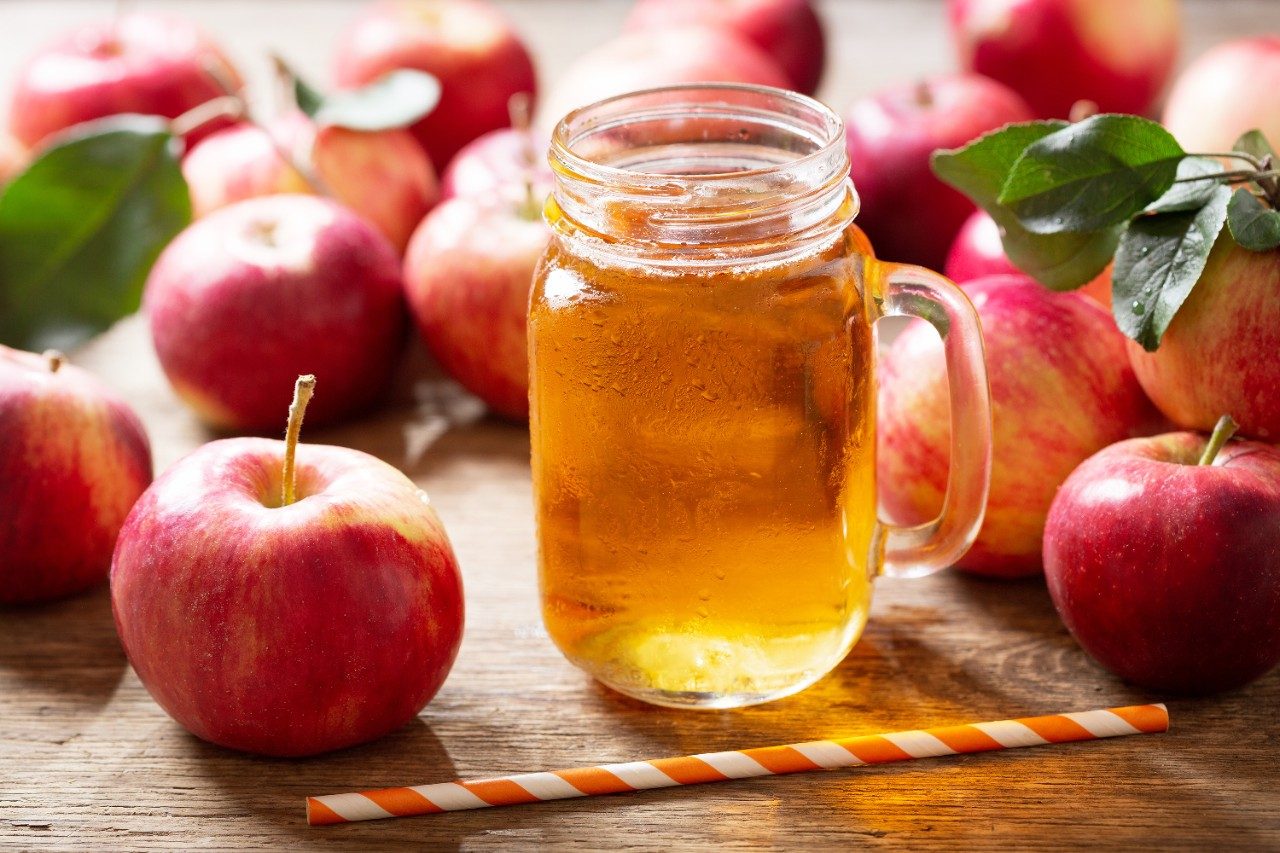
<box><xmin>530</xmin><ymin>86</ymin><xmax>877</xmax><ymax>707</ymax></box>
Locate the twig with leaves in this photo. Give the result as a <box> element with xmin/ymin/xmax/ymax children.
<box><xmin>932</xmin><ymin>115</ymin><xmax>1280</xmax><ymax>351</ymax></box>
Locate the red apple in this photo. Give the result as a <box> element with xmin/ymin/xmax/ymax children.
<box><xmin>183</xmin><ymin>112</ymin><xmax>439</xmax><ymax>253</ymax></box>
<box><xmin>144</xmin><ymin>195</ymin><xmax>406</xmax><ymax>432</ymax></box>
<box><xmin>403</xmin><ymin>194</ymin><xmax>548</xmax><ymax>420</ymax></box>
<box><xmin>945</xmin><ymin>209</ymin><xmax>1021</xmax><ymax>282</ymax></box>
<box><xmin>1</xmin><ymin>347</ymin><xmax>152</xmax><ymax>604</ymax></box>
<box><xmin>440</xmin><ymin>127</ymin><xmax>552</xmax><ymax>202</ymax></box>
<box><xmin>8</xmin><ymin>12</ymin><xmax>242</xmax><ymax>151</ymax></box>
<box><xmin>846</xmin><ymin>73</ymin><xmax>1035</xmax><ymax>270</ymax></box>
<box><xmin>948</xmin><ymin>0</ymin><xmax>1180</xmax><ymax>119</ymax></box>
<box><xmin>945</xmin><ymin>209</ymin><xmax>1113</xmax><ymax>308</ymax></box>
<box><xmin>1044</xmin><ymin>421</ymin><xmax>1280</xmax><ymax>693</ymax></box>
<box><xmin>540</xmin><ymin>27</ymin><xmax>789</xmax><ymax>131</ymax></box>
<box><xmin>623</xmin><ymin>0</ymin><xmax>826</xmax><ymax>95</ymax></box>
<box><xmin>111</xmin><ymin>376</ymin><xmax>463</xmax><ymax>755</ymax></box>
<box><xmin>1126</xmin><ymin>236</ymin><xmax>1280</xmax><ymax>441</ymax></box>
<box><xmin>879</xmin><ymin>275</ymin><xmax>1155</xmax><ymax>578</ymax></box>
<box><xmin>333</xmin><ymin>0</ymin><xmax>537</xmax><ymax>168</ymax></box>
<box><xmin>1162</xmin><ymin>36</ymin><xmax>1280</xmax><ymax>153</ymax></box>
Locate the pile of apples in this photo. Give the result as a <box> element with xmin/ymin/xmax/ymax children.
<box><xmin>867</xmin><ymin>1</ymin><xmax>1280</xmax><ymax>694</ymax></box>
<box><xmin>2</xmin><ymin>0</ymin><xmax>1279</xmax><ymax>760</ymax></box>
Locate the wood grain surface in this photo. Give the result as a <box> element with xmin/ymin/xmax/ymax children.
<box><xmin>3</xmin><ymin>1</ymin><xmax>1280</xmax><ymax>850</ymax></box>
<box><xmin>4</xmin><ymin>316</ymin><xmax>1278</xmax><ymax>851</ymax></box>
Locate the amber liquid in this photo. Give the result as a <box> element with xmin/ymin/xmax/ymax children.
<box><xmin>530</xmin><ymin>228</ymin><xmax>878</xmax><ymax>707</ymax></box>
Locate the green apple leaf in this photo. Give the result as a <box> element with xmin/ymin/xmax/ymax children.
<box><xmin>0</xmin><ymin>115</ymin><xmax>191</xmax><ymax>350</ymax></box>
<box><xmin>283</xmin><ymin>57</ymin><xmax>439</xmax><ymax>132</ymax></box>
<box><xmin>931</xmin><ymin>120</ymin><xmax>1068</xmax><ymax>208</ymax></box>
<box><xmin>998</xmin><ymin>114</ymin><xmax>1186</xmax><ymax>234</ymax></box>
<box><xmin>1144</xmin><ymin>157</ymin><xmax>1227</xmax><ymax>214</ymax></box>
<box><xmin>293</xmin><ymin>72</ymin><xmax>326</xmax><ymax>119</ymax></box>
<box><xmin>1226</xmin><ymin>188</ymin><xmax>1280</xmax><ymax>251</ymax></box>
<box><xmin>312</xmin><ymin>70</ymin><xmax>440</xmax><ymax>132</ymax></box>
<box><xmin>999</xmin><ymin>223</ymin><xmax>1122</xmax><ymax>291</ymax></box>
<box><xmin>932</xmin><ymin>121</ymin><xmax>1118</xmax><ymax>290</ymax></box>
<box><xmin>1113</xmin><ymin>185</ymin><xmax>1231</xmax><ymax>351</ymax></box>
<box><xmin>1232</xmin><ymin>129</ymin><xmax>1277</xmax><ymax>163</ymax></box>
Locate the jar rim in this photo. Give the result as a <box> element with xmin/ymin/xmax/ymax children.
<box><xmin>544</xmin><ymin>83</ymin><xmax>855</xmax><ymax>267</ymax></box>
<box><xmin>549</xmin><ymin>83</ymin><xmax>846</xmax><ymax>185</ymax></box>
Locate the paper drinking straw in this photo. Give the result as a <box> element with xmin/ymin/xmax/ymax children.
<box><xmin>306</xmin><ymin>703</ymin><xmax>1168</xmax><ymax>826</ymax></box>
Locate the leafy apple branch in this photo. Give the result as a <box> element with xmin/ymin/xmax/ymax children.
<box><xmin>932</xmin><ymin>115</ymin><xmax>1280</xmax><ymax>351</ymax></box>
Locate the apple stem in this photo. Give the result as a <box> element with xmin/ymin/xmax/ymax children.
<box><xmin>170</xmin><ymin>96</ymin><xmax>245</xmax><ymax>139</ymax></box>
<box><xmin>508</xmin><ymin>92</ymin><xmax>542</xmax><ymax>221</ymax></box>
<box><xmin>281</xmin><ymin>374</ymin><xmax>317</xmax><ymax>507</ymax></box>
<box><xmin>1198</xmin><ymin>414</ymin><xmax>1240</xmax><ymax>466</ymax></box>
<box><xmin>43</xmin><ymin>349</ymin><xmax>64</xmax><ymax>374</ymax></box>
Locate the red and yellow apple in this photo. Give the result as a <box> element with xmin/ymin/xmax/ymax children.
<box><xmin>183</xmin><ymin>112</ymin><xmax>439</xmax><ymax>253</ymax></box>
<box><xmin>1</xmin><ymin>347</ymin><xmax>152</xmax><ymax>604</ymax></box>
<box><xmin>403</xmin><ymin>194</ymin><xmax>548</xmax><ymax>420</ymax></box>
<box><xmin>1126</xmin><ymin>236</ymin><xmax>1280</xmax><ymax>441</ymax></box>
<box><xmin>948</xmin><ymin>0</ymin><xmax>1180</xmax><ymax>119</ymax></box>
<box><xmin>144</xmin><ymin>194</ymin><xmax>407</xmax><ymax>432</ymax></box>
<box><xmin>879</xmin><ymin>275</ymin><xmax>1155</xmax><ymax>577</ymax></box>
<box><xmin>1162</xmin><ymin>36</ymin><xmax>1280</xmax><ymax>152</ymax></box>
<box><xmin>111</xmin><ymin>377</ymin><xmax>463</xmax><ymax>756</ymax></box>
<box><xmin>623</xmin><ymin>0</ymin><xmax>826</xmax><ymax>95</ymax></box>
<box><xmin>1044</xmin><ymin>422</ymin><xmax>1280</xmax><ymax>693</ymax></box>
<box><xmin>846</xmin><ymin>73</ymin><xmax>1035</xmax><ymax>270</ymax></box>
<box><xmin>333</xmin><ymin>0</ymin><xmax>537</xmax><ymax>168</ymax></box>
<box><xmin>540</xmin><ymin>27</ymin><xmax>789</xmax><ymax>131</ymax></box>
<box><xmin>8</xmin><ymin>12</ymin><xmax>242</xmax><ymax>151</ymax></box>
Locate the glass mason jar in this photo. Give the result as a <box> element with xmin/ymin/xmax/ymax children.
<box><xmin>530</xmin><ymin>85</ymin><xmax>992</xmax><ymax>710</ymax></box>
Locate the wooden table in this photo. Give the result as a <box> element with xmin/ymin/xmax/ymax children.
<box><xmin>3</xmin><ymin>1</ymin><xmax>1280</xmax><ymax>849</ymax></box>
<box><xmin>2</xmin><ymin>317</ymin><xmax>1277</xmax><ymax>850</ymax></box>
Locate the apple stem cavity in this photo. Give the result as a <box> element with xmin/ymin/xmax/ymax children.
<box><xmin>1199</xmin><ymin>414</ymin><xmax>1240</xmax><ymax>466</ymax></box>
<box><xmin>281</xmin><ymin>374</ymin><xmax>317</xmax><ymax>507</ymax></box>
<box><xmin>170</xmin><ymin>95</ymin><xmax>245</xmax><ymax>139</ymax></box>
<box><xmin>508</xmin><ymin>92</ymin><xmax>542</xmax><ymax>222</ymax></box>
<box><xmin>43</xmin><ymin>349</ymin><xmax>65</xmax><ymax>374</ymax></box>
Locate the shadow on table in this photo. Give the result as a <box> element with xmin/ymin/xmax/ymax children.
<box><xmin>189</xmin><ymin>717</ymin><xmax>477</xmax><ymax>850</ymax></box>
<box><xmin>0</xmin><ymin>584</ymin><xmax>126</xmax><ymax>711</ymax></box>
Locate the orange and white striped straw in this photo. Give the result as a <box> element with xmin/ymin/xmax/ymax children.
<box><xmin>307</xmin><ymin>703</ymin><xmax>1168</xmax><ymax>826</ymax></box>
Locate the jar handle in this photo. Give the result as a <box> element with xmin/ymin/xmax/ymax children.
<box><xmin>873</xmin><ymin>261</ymin><xmax>993</xmax><ymax>578</ymax></box>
